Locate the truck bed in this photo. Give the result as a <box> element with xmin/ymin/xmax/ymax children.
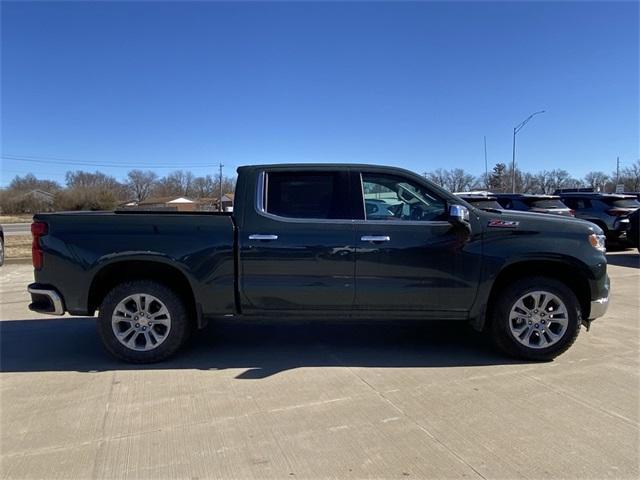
<box><xmin>32</xmin><ymin>211</ymin><xmax>236</xmax><ymax>318</ymax></box>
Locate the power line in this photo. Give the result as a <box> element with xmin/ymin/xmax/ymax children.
<box><xmin>1</xmin><ymin>154</ymin><xmax>224</xmax><ymax>169</ymax></box>
<box><xmin>218</xmin><ymin>162</ymin><xmax>224</xmax><ymax>212</ymax></box>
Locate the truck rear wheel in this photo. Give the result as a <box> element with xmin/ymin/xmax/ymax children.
<box><xmin>490</xmin><ymin>276</ymin><xmax>581</xmax><ymax>361</ymax></box>
<box><xmin>97</xmin><ymin>280</ymin><xmax>191</xmax><ymax>363</ymax></box>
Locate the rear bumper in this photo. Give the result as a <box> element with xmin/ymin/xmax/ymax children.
<box><xmin>27</xmin><ymin>284</ymin><xmax>65</xmax><ymax>315</ymax></box>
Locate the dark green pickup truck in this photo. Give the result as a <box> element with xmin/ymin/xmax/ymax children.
<box><xmin>28</xmin><ymin>164</ymin><xmax>610</xmax><ymax>363</ymax></box>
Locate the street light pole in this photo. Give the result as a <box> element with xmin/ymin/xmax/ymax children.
<box><xmin>511</xmin><ymin>110</ymin><xmax>545</xmax><ymax>192</ymax></box>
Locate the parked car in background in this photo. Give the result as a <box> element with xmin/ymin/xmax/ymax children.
<box><xmin>494</xmin><ymin>194</ymin><xmax>574</xmax><ymax>217</ymax></box>
<box><xmin>557</xmin><ymin>192</ymin><xmax>640</xmax><ymax>242</ymax></box>
<box><xmin>619</xmin><ymin>192</ymin><xmax>640</xmax><ymax>201</ymax></box>
<box><xmin>0</xmin><ymin>225</ymin><xmax>4</xmax><ymax>266</ymax></box>
<box><xmin>626</xmin><ymin>208</ymin><xmax>639</xmax><ymax>251</ymax></box>
<box><xmin>454</xmin><ymin>191</ymin><xmax>503</xmax><ymax>211</ymax></box>
<box><xmin>364</xmin><ymin>198</ymin><xmax>396</xmax><ymax>219</ymax></box>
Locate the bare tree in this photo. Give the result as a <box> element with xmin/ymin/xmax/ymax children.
<box><xmin>153</xmin><ymin>170</ymin><xmax>195</xmax><ymax>197</ymax></box>
<box><xmin>521</xmin><ymin>172</ymin><xmax>538</xmax><ymax>193</ymax></box>
<box><xmin>191</xmin><ymin>175</ymin><xmax>216</xmax><ymax>198</ymax></box>
<box><xmin>426</xmin><ymin>169</ymin><xmax>447</xmax><ymax>188</ymax></box>
<box><xmin>65</xmin><ymin>170</ymin><xmax>121</xmax><ymax>190</ymax></box>
<box><xmin>547</xmin><ymin>169</ymin><xmax>573</xmax><ymax>193</ymax></box>
<box><xmin>584</xmin><ymin>171</ymin><xmax>610</xmax><ymax>191</ymax></box>
<box><xmin>8</xmin><ymin>173</ymin><xmax>61</xmax><ymax>193</ymax></box>
<box><xmin>445</xmin><ymin>168</ymin><xmax>474</xmax><ymax>192</ymax></box>
<box><xmin>126</xmin><ymin>170</ymin><xmax>158</xmax><ymax>202</ymax></box>
<box><xmin>620</xmin><ymin>160</ymin><xmax>640</xmax><ymax>191</ymax></box>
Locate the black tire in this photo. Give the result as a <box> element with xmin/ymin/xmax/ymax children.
<box><xmin>489</xmin><ymin>276</ymin><xmax>581</xmax><ymax>361</ymax></box>
<box><xmin>97</xmin><ymin>280</ymin><xmax>192</xmax><ymax>363</ymax></box>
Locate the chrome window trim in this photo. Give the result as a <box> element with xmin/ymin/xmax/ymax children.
<box><xmin>353</xmin><ymin>219</ymin><xmax>451</xmax><ymax>227</ymax></box>
<box><xmin>253</xmin><ymin>169</ymin><xmax>452</xmax><ymax>227</ymax></box>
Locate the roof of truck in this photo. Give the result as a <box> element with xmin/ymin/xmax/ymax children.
<box><xmin>237</xmin><ymin>163</ymin><xmax>419</xmax><ymax>173</ymax></box>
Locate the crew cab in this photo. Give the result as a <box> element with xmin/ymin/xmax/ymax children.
<box><xmin>28</xmin><ymin>164</ymin><xmax>610</xmax><ymax>363</ymax></box>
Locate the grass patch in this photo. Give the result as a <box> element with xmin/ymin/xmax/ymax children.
<box><xmin>0</xmin><ymin>214</ymin><xmax>33</xmax><ymax>224</ymax></box>
<box><xmin>4</xmin><ymin>235</ymin><xmax>32</xmax><ymax>259</ymax></box>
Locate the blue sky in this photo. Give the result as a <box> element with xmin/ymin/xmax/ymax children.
<box><xmin>1</xmin><ymin>1</ymin><xmax>638</xmax><ymax>186</ymax></box>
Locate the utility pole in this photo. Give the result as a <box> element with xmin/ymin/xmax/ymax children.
<box><xmin>511</xmin><ymin>110</ymin><xmax>545</xmax><ymax>193</ymax></box>
<box><xmin>218</xmin><ymin>162</ymin><xmax>224</xmax><ymax>212</ymax></box>
<box><xmin>422</xmin><ymin>171</ymin><xmax>428</xmax><ymax>179</ymax></box>
<box><xmin>616</xmin><ymin>156</ymin><xmax>620</xmax><ymax>186</ymax></box>
<box><xmin>484</xmin><ymin>136</ymin><xmax>488</xmax><ymax>189</ymax></box>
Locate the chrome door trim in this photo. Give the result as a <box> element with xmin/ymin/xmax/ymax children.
<box><xmin>248</xmin><ymin>234</ymin><xmax>279</xmax><ymax>241</ymax></box>
<box><xmin>360</xmin><ymin>235</ymin><xmax>391</xmax><ymax>242</ymax></box>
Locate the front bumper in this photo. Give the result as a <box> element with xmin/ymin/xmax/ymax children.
<box><xmin>27</xmin><ymin>284</ymin><xmax>65</xmax><ymax>315</ymax></box>
<box><xmin>588</xmin><ymin>296</ymin><xmax>609</xmax><ymax>319</ymax></box>
<box><xmin>587</xmin><ymin>276</ymin><xmax>610</xmax><ymax>320</ymax></box>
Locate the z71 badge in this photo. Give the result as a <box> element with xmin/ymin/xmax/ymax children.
<box><xmin>488</xmin><ymin>219</ymin><xmax>519</xmax><ymax>228</ymax></box>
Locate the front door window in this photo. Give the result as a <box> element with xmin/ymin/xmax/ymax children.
<box><xmin>361</xmin><ymin>173</ymin><xmax>447</xmax><ymax>222</ymax></box>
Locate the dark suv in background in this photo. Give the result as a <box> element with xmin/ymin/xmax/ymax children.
<box><xmin>557</xmin><ymin>191</ymin><xmax>640</xmax><ymax>242</ymax></box>
<box><xmin>454</xmin><ymin>191</ymin><xmax>503</xmax><ymax>211</ymax></box>
<box><xmin>494</xmin><ymin>194</ymin><xmax>574</xmax><ymax>217</ymax></box>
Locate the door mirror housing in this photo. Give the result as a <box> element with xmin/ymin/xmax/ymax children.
<box><xmin>449</xmin><ymin>204</ymin><xmax>471</xmax><ymax>230</ymax></box>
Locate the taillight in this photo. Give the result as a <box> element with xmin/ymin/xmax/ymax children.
<box><xmin>31</xmin><ymin>221</ymin><xmax>48</xmax><ymax>270</ymax></box>
<box><xmin>607</xmin><ymin>209</ymin><xmax>628</xmax><ymax>217</ymax></box>
<box><xmin>569</xmin><ymin>210</ymin><xmax>575</xmax><ymax>217</ymax></box>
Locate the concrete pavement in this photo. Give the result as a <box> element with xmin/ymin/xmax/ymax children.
<box><xmin>0</xmin><ymin>223</ymin><xmax>30</xmax><ymax>236</ymax></box>
<box><xmin>1</xmin><ymin>252</ymin><xmax>638</xmax><ymax>479</ymax></box>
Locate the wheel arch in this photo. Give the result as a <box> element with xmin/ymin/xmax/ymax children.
<box><xmin>477</xmin><ymin>259</ymin><xmax>591</xmax><ymax>331</ymax></box>
<box><xmin>88</xmin><ymin>259</ymin><xmax>202</xmax><ymax>328</ymax></box>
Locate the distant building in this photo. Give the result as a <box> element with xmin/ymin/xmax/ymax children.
<box><xmin>220</xmin><ymin>193</ymin><xmax>234</xmax><ymax>211</ymax></box>
<box><xmin>123</xmin><ymin>196</ymin><xmax>195</xmax><ymax>211</ymax></box>
<box><xmin>122</xmin><ymin>194</ymin><xmax>234</xmax><ymax>212</ymax></box>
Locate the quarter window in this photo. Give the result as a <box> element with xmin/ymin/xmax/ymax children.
<box><xmin>361</xmin><ymin>173</ymin><xmax>446</xmax><ymax>221</ymax></box>
<box><xmin>265</xmin><ymin>171</ymin><xmax>351</xmax><ymax>219</ymax></box>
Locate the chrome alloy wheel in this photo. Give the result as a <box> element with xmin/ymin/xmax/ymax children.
<box><xmin>508</xmin><ymin>290</ymin><xmax>569</xmax><ymax>349</ymax></box>
<box><xmin>111</xmin><ymin>294</ymin><xmax>171</xmax><ymax>351</ymax></box>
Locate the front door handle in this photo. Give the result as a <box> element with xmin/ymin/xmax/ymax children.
<box><xmin>361</xmin><ymin>235</ymin><xmax>391</xmax><ymax>242</ymax></box>
<box><xmin>249</xmin><ymin>234</ymin><xmax>279</xmax><ymax>241</ymax></box>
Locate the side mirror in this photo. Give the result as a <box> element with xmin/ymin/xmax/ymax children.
<box><xmin>449</xmin><ymin>204</ymin><xmax>471</xmax><ymax>231</ymax></box>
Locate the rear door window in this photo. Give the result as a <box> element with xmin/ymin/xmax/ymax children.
<box><xmin>265</xmin><ymin>171</ymin><xmax>351</xmax><ymax>219</ymax></box>
<box><xmin>528</xmin><ymin>199</ymin><xmax>568</xmax><ymax>209</ymax></box>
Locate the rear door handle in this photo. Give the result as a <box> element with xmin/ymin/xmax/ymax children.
<box><xmin>249</xmin><ymin>234</ymin><xmax>279</xmax><ymax>241</ymax></box>
<box><xmin>360</xmin><ymin>235</ymin><xmax>391</xmax><ymax>242</ymax></box>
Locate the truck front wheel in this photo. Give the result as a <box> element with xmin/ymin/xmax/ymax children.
<box><xmin>97</xmin><ymin>280</ymin><xmax>191</xmax><ymax>363</ymax></box>
<box><xmin>490</xmin><ymin>277</ymin><xmax>581</xmax><ymax>361</ymax></box>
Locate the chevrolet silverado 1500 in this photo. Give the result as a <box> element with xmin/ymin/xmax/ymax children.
<box><xmin>28</xmin><ymin>164</ymin><xmax>610</xmax><ymax>362</ymax></box>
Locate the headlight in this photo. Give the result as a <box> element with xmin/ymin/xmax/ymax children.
<box><xmin>588</xmin><ymin>233</ymin><xmax>606</xmax><ymax>252</ymax></box>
